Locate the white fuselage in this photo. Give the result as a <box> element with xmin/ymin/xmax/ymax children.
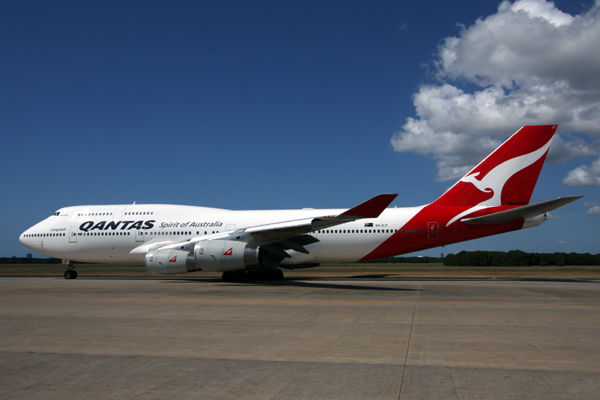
<box><xmin>20</xmin><ymin>204</ymin><xmax>425</xmax><ymax>266</ymax></box>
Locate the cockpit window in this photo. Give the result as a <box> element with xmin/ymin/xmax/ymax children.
<box><xmin>52</xmin><ymin>211</ymin><xmax>60</xmax><ymax>216</ymax></box>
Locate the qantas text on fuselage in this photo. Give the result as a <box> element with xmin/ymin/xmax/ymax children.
<box><xmin>20</xmin><ymin>125</ymin><xmax>582</xmax><ymax>281</ymax></box>
<box><xmin>75</xmin><ymin>220</ymin><xmax>225</xmax><ymax>232</ymax></box>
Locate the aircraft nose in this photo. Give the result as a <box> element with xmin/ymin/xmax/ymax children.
<box><xmin>19</xmin><ymin>228</ymin><xmax>35</xmax><ymax>250</ymax></box>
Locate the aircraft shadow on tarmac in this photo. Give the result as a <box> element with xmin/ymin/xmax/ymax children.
<box><xmin>166</xmin><ymin>277</ymin><xmax>423</xmax><ymax>292</ymax></box>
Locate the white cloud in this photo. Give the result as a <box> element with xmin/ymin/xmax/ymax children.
<box><xmin>391</xmin><ymin>114</ymin><xmax>502</xmax><ymax>181</ymax></box>
<box><xmin>588</xmin><ymin>206</ymin><xmax>600</xmax><ymax>215</ymax></box>
<box><xmin>562</xmin><ymin>158</ymin><xmax>600</xmax><ymax>186</ymax></box>
<box><xmin>397</xmin><ymin>23</ymin><xmax>409</xmax><ymax>31</ymax></box>
<box><xmin>508</xmin><ymin>0</ymin><xmax>574</xmax><ymax>27</ymax></box>
<box><xmin>547</xmin><ymin>135</ymin><xmax>598</xmax><ymax>163</ymax></box>
<box><xmin>582</xmin><ymin>201</ymin><xmax>600</xmax><ymax>215</ymax></box>
<box><xmin>392</xmin><ymin>0</ymin><xmax>600</xmax><ymax>181</ymax></box>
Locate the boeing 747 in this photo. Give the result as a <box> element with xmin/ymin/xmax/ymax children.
<box><xmin>20</xmin><ymin>125</ymin><xmax>582</xmax><ymax>281</ymax></box>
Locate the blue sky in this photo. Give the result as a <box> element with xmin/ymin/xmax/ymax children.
<box><xmin>2</xmin><ymin>0</ymin><xmax>599</xmax><ymax>258</ymax></box>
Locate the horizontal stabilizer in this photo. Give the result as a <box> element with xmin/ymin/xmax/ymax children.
<box><xmin>461</xmin><ymin>196</ymin><xmax>583</xmax><ymax>225</ymax></box>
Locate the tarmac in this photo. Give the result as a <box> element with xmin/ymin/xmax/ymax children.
<box><xmin>1</xmin><ymin>276</ymin><xmax>599</xmax><ymax>399</ymax></box>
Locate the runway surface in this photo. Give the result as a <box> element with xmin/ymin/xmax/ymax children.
<box><xmin>1</xmin><ymin>277</ymin><xmax>599</xmax><ymax>399</ymax></box>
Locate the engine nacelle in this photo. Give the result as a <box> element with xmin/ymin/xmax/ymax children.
<box><xmin>145</xmin><ymin>241</ymin><xmax>261</xmax><ymax>275</ymax></box>
<box><xmin>193</xmin><ymin>240</ymin><xmax>260</xmax><ymax>272</ymax></box>
<box><xmin>145</xmin><ymin>249</ymin><xmax>199</xmax><ymax>275</ymax></box>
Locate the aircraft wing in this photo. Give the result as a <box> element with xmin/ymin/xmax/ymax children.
<box><xmin>461</xmin><ymin>196</ymin><xmax>583</xmax><ymax>225</ymax></box>
<box><xmin>243</xmin><ymin>193</ymin><xmax>397</xmax><ymax>241</ymax></box>
<box><xmin>155</xmin><ymin>194</ymin><xmax>397</xmax><ymax>259</ymax></box>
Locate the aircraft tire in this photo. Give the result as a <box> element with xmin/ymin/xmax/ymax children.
<box><xmin>273</xmin><ymin>269</ymin><xmax>284</xmax><ymax>280</ymax></box>
<box><xmin>222</xmin><ymin>271</ymin><xmax>233</xmax><ymax>282</ymax></box>
<box><xmin>64</xmin><ymin>270</ymin><xmax>77</xmax><ymax>279</ymax></box>
<box><xmin>265</xmin><ymin>269</ymin><xmax>283</xmax><ymax>281</ymax></box>
<box><xmin>234</xmin><ymin>271</ymin><xmax>247</xmax><ymax>282</ymax></box>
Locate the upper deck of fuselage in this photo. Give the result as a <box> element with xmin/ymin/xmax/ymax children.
<box><xmin>22</xmin><ymin>203</ymin><xmax>427</xmax><ymax>235</ymax></box>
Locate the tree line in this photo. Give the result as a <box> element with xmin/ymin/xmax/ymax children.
<box><xmin>360</xmin><ymin>256</ymin><xmax>442</xmax><ymax>264</ymax></box>
<box><xmin>4</xmin><ymin>251</ymin><xmax>600</xmax><ymax>266</ymax></box>
<box><xmin>0</xmin><ymin>257</ymin><xmax>62</xmax><ymax>264</ymax></box>
<box><xmin>442</xmin><ymin>250</ymin><xmax>600</xmax><ymax>267</ymax></box>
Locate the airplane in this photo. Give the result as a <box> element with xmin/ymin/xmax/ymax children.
<box><xmin>20</xmin><ymin>125</ymin><xmax>582</xmax><ymax>281</ymax></box>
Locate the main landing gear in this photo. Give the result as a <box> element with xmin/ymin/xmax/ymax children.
<box><xmin>63</xmin><ymin>260</ymin><xmax>77</xmax><ymax>279</ymax></box>
<box><xmin>222</xmin><ymin>268</ymin><xmax>284</xmax><ymax>282</ymax></box>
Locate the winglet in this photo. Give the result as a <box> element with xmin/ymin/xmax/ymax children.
<box><xmin>340</xmin><ymin>194</ymin><xmax>397</xmax><ymax>218</ymax></box>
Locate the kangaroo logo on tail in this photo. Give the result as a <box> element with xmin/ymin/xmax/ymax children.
<box><xmin>434</xmin><ymin>125</ymin><xmax>557</xmax><ymax>227</ymax></box>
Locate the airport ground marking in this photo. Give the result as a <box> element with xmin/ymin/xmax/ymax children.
<box><xmin>1</xmin><ymin>295</ymin><xmax>599</xmax><ymax>307</ymax></box>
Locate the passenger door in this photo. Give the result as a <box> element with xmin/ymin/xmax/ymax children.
<box><xmin>69</xmin><ymin>227</ymin><xmax>78</xmax><ymax>243</ymax></box>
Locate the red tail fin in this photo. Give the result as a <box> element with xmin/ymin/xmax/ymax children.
<box><xmin>433</xmin><ymin>125</ymin><xmax>557</xmax><ymax>208</ymax></box>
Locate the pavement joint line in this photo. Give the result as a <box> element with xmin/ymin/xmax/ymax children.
<box><xmin>1</xmin><ymin>296</ymin><xmax>599</xmax><ymax>307</ymax></box>
<box><xmin>398</xmin><ymin>282</ymin><xmax>420</xmax><ymax>400</ymax></box>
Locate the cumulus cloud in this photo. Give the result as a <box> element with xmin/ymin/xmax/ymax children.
<box><xmin>391</xmin><ymin>0</ymin><xmax>600</xmax><ymax>182</ymax></box>
<box><xmin>582</xmin><ymin>201</ymin><xmax>600</xmax><ymax>215</ymax></box>
<box><xmin>547</xmin><ymin>134</ymin><xmax>598</xmax><ymax>163</ymax></box>
<box><xmin>562</xmin><ymin>158</ymin><xmax>600</xmax><ymax>186</ymax></box>
<box><xmin>587</xmin><ymin>206</ymin><xmax>600</xmax><ymax>215</ymax></box>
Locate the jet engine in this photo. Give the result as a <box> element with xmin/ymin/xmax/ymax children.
<box><xmin>193</xmin><ymin>240</ymin><xmax>260</xmax><ymax>272</ymax></box>
<box><xmin>145</xmin><ymin>240</ymin><xmax>260</xmax><ymax>275</ymax></box>
<box><xmin>145</xmin><ymin>249</ymin><xmax>198</xmax><ymax>275</ymax></box>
